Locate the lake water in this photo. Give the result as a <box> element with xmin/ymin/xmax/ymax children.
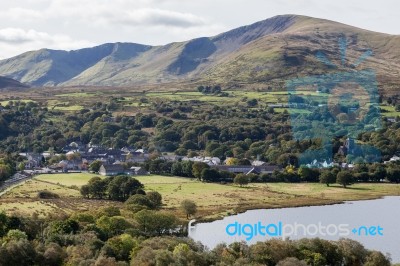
<box><xmin>189</xmin><ymin>196</ymin><xmax>400</xmax><ymax>262</ymax></box>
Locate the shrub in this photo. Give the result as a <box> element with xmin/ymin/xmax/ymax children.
<box><xmin>38</xmin><ymin>190</ymin><xmax>60</xmax><ymax>199</ymax></box>
<box><xmin>234</xmin><ymin>174</ymin><xmax>249</xmax><ymax>187</ymax></box>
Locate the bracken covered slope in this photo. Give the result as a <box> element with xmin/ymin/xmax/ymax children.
<box><xmin>0</xmin><ymin>15</ymin><xmax>399</xmax><ymax>90</ymax></box>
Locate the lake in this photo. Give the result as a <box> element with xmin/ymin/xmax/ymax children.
<box><xmin>189</xmin><ymin>196</ymin><xmax>400</xmax><ymax>262</ymax></box>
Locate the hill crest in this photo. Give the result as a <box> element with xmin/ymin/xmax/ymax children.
<box><xmin>0</xmin><ymin>14</ymin><xmax>398</xmax><ymax>89</ymax></box>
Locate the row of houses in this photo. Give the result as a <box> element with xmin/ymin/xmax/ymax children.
<box><xmin>96</xmin><ymin>164</ymin><xmax>279</xmax><ymax>177</ymax></box>
<box><xmin>21</xmin><ymin>142</ymin><xmax>150</xmax><ymax>171</ymax></box>
<box><xmin>159</xmin><ymin>155</ymin><xmax>272</xmax><ymax>167</ymax></box>
<box><xmin>211</xmin><ymin>165</ymin><xmax>280</xmax><ymax>175</ymax></box>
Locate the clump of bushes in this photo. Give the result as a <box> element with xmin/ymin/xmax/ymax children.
<box><xmin>37</xmin><ymin>190</ymin><xmax>60</xmax><ymax>199</ymax></box>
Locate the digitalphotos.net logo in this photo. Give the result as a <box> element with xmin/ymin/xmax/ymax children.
<box><xmin>187</xmin><ymin>219</ymin><xmax>384</xmax><ymax>242</ymax></box>
<box><xmin>224</xmin><ymin>220</ymin><xmax>384</xmax><ymax>241</ymax></box>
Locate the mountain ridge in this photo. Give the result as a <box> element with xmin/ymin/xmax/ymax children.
<box><xmin>0</xmin><ymin>14</ymin><xmax>399</xmax><ymax>89</ymax></box>
<box><xmin>0</xmin><ymin>76</ymin><xmax>29</xmax><ymax>89</ymax></box>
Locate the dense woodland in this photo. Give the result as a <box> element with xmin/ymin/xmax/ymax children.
<box><xmin>0</xmin><ymin>97</ymin><xmax>399</xmax><ymax>184</ymax></box>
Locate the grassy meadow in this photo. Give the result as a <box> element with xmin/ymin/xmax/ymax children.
<box><xmin>1</xmin><ymin>173</ymin><xmax>400</xmax><ymax>220</ymax></box>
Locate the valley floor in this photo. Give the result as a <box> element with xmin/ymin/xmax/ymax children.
<box><xmin>0</xmin><ymin>173</ymin><xmax>399</xmax><ymax>221</ymax></box>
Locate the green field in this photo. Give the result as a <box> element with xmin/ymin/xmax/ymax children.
<box><xmin>0</xmin><ymin>173</ymin><xmax>122</xmax><ymax>217</ymax></box>
<box><xmin>53</xmin><ymin>105</ymin><xmax>84</xmax><ymax>111</ymax></box>
<box><xmin>380</xmin><ymin>105</ymin><xmax>400</xmax><ymax>117</ymax></box>
<box><xmin>265</xmin><ymin>182</ymin><xmax>400</xmax><ymax>200</ymax></box>
<box><xmin>0</xmin><ymin>99</ymin><xmax>36</xmax><ymax>106</ymax></box>
<box><xmin>35</xmin><ymin>173</ymin><xmax>98</xmax><ymax>187</ymax></box>
<box><xmin>140</xmin><ymin>90</ymin><xmax>337</xmax><ymax>106</ymax></box>
<box><xmin>55</xmin><ymin>92</ymin><xmax>101</xmax><ymax>97</ymax></box>
<box><xmin>1</xmin><ymin>173</ymin><xmax>400</xmax><ymax>219</ymax></box>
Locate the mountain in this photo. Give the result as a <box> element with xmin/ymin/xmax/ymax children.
<box><xmin>0</xmin><ymin>76</ymin><xmax>28</xmax><ymax>89</ymax></box>
<box><xmin>0</xmin><ymin>14</ymin><xmax>399</xmax><ymax>89</ymax></box>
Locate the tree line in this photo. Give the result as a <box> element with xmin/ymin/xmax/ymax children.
<box><xmin>0</xmin><ymin>210</ymin><xmax>390</xmax><ymax>265</ymax></box>
<box><xmin>144</xmin><ymin>158</ymin><xmax>400</xmax><ymax>188</ymax></box>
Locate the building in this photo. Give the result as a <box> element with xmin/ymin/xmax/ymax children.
<box><xmin>384</xmin><ymin>156</ymin><xmax>400</xmax><ymax>164</ymax></box>
<box><xmin>99</xmin><ymin>164</ymin><xmax>126</xmax><ymax>176</ymax></box>
<box><xmin>99</xmin><ymin>164</ymin><xmax>148</xmax><ymax>176</ymax></box>
<box><xmin>211</xmin><ymin>165</ymin><xmax>280</xmax><ymax>175</ymax></box>
<box><xmin>182</xmin><ymin>156</ymin><xmax>221</xmax><ymax>165</ymax></box>
<box><xmin>251</xmin><ymin>160</ymin><xmax>267</xmax><ymax>166</ymax></box>
<box><xmin>130</xmin><ymin>167</ymin><xmax>149</xmax><ymax>176</ymax></box>
<box><xmin>159</xmin><ymin>155</ymin><xmax>183</xmax><ymax>161</ymax></box>
<box><xmin>58</xmin><ymin>159</ymin><xmax>82</xmax><ymax>172</ymax></box>
<box><xmin>23</xmin><ymin>153</ymin><xmax>44</xmax><ymax>169</ymax></box>
<box><xmin>125</xmin><ymin>152</ymin><xmax>148</xmax><ymax>163</ymax></box>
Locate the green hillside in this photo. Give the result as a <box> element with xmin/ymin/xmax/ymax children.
<box><xmin>0</xmin><ymin>14</ymin><xmax>399</xmax><ymax>90</ymax></box>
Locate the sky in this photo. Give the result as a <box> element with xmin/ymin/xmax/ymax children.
<box><xmin>0</xmin><ymin>0</ymin><xmax>399</xmax><ymax>59</ymax></box>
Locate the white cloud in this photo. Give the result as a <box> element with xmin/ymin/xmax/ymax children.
<box><xmin>0</xmin><ymin>28</ymin><xmax>93</xmax><ymax>59</ymax></box>
<box><xmin>1</xmin><ymin>1</ymin><xmax>207</xmax><ymax>28</ymax></box>
<box><xmin>115</xmin><ymin>8</ymin><xmax>206</xmax><ymax>27</ymax></box>
<box><xmin>1</xmin><ymin>7</ymin><xmax>42</xmax><ymax>22</ymax></box>
<box><xmin>0</xmin><ymin>1</ymin><xmax>218</xmax><ymax>58</ymax></box>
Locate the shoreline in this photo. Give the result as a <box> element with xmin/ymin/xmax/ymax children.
<box><xmin>195</xmin><ymin>193</ymin><xmax>392</xmax><ymax>223</ymax></box>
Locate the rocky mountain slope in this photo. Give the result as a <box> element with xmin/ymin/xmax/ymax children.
<box><xmin>0</xmin><ymin>15</ymin><xmax>399</xmax><ymax>89</ymax></box>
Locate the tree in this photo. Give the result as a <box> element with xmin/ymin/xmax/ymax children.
<box><xmin>146</xmin><ymin>191</ymin><xmax>163</xmax><ymax>209</ymax></box>
<box><xmin>108</xmin><ymin>175</ymin><xmax>143</xmax><ymax>201</ymax></box>
<box><xmin>0</xmin><ymin>212</ymin><xmax>8</xmax><ymax>237</ymax></box>
<box><xmin>82</xmin><ymin>176</ymin><xmax>143</xmax><ymax>201</ymax></box>
<box><xmin>200</xmin><ymin>168</ymin><xmax>220</xmax><ymax>182</ymax></box>
<box><xmin>42</xmin><ymin>243</ymin><xmax>66</xmax><ymax>266</ymax></box>
<box><xmin>337</xmin><ymin>238</ymin><xmax>368</xmax><ymax>266</ymax></box>
<box><xmin>364</xmin><ymin>251</ymin><xmax>391</xmax><ymax>266</ymax></box>
<box><xmin>181</xmin><ymin>160</ymin><xmax>194</xmax><ymax>177</ymax></box>
<box><xmin>96</xmin><ymin>216</ymin><xmax>132</xmax><ymax>238</ymax></box>
<box><xmin>125</xmin><ymin>194</ymin><xmax>155</xmax><ymax>211</ymax></box>
<box><xmin>298</xmin><ymin>166</ymin><xmax>320</xmax><ymax>182</ymax></box>
<box><xmin>212</xmin><ymin>85</ymin><xmax>222</xmax><ymax>94</ymax></box>
<box><xmin>225</xmin><ymin>158</ymin><xmax>240</xmax><ymax>165</ymax></box>
<box><xmin>180</xmin><ymin>200</ymin><xmax>197</xmax><ymax>219</ymax></box>
<box><xmin>192</xmin><ymin>162</ymin><xmax>209</xmax><ymax>180</ymax></box>
<box><xmin>105</xmin><ymin>233</ymin><xmax>138</xmax><ymax>261</ymax></box>
<box><xmin>89</xmin><ymin>160</ymin><xmax>102</xmax><ymax>172</ymax></box>
<box><xmin>0</xmin><ymin>239</ymin><xmax>37</xmax><ymax>266</ymax></box>
<box><xmin>134</xmin><ymin>210</ymin><xmax>177</xmax><ymax>235</ymax></box>
<box><xmin>336</xmin><ymin>171</ymin><xmax>354</xmax><ymax>188</ymax></box>
<box><xmin>370</xmin><ymin>165</ymin><xmax>386</xmax><ymax>182</ymax></box>
<box><xmin>171</xmin><ymin>162</ymin><xmax>183</xmax><ymax>176</ymax></box>
<box><xmin>219</xmin><ymin>170</ymin><xmax>235</xmax><ymax>181</ymax></box>
<box><xmin>5</xmin><ymin>229</ymin><xmax>27</xmax><ymax>241</ymax></box>
<box><xmin>386</xmin><ymin>166</ymin><xmax>400</xmax><ymax>183</ymax></box>
<box><xmin>247</xmin><ymin>99</ymin><xmax>258</xmax><ymax>107</ymax></box>
<box><xmin>88</xmin><ymin>177</ymin><xmax>106</xmax><ymax>199</ymax></box>
<box><xmin>234</xmin><ymin>174</ymin><xmax>249</xmax><ymax>187</ymax></box>
<box><xmin>319</xmin><ymin>171</ymin><xmax>336</xmax><ymax>187</ymax></box>
<box><xmin>0</xmin><ymin>163</ymin><xmax>13</xmax><ymax>181</ymax></box>
<box><xmin>46</xmin><ymin>219</ymin><xmax>79</xmax><ymax>236</ymax></box>
<box><xmin>99</xmin><ymin>206</ymin><xmax>121</xmax><ymax>217</ymax></box>
<box><xmin>80</xmin><ymin>185</ymin><xmax>90</xmax><ymax>198</ymax></box>
<box><xmin>277</xmin><ymin>257</ymin><xmax>307</xmax><ymax>266</ymax></box>
<box><xmin>17</xmin><ymin>162</ymin><xmax>25</xmax><ymax>171</ymax></box>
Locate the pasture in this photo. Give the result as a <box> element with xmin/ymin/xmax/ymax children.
<box><xmin>1</xmin><ymin>173</ymin><xmax>400</xmax><ymax>220</ymax></box>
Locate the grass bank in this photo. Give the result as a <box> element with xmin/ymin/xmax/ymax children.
<box><xmin>0</xmin><ymin>173</ymin><xmax>399</xmax><ymax>220</ymax></box>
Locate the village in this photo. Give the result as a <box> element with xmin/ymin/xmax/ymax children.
<box><xmin>3</xmin><ymin>136</ymin><xmax>396</xmax><ymax>192</ymax></box>
<box><xmin>16</xmin><ymin>140</ymin><xmax>283</xmax><ymax>177</ymax></box>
